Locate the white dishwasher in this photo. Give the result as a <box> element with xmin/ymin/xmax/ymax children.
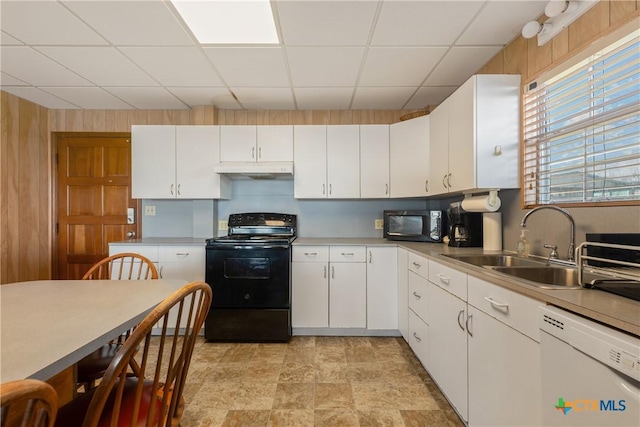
<box><xmin>539</xmin><ymin>305</ymin><xmax>640</xmax><ymax>426</ymax></box>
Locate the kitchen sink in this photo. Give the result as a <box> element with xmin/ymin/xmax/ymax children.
<box><xmin>489</xmin><ymin>266</ymin><xmax>584</xmax><ymax>289</ymax></box>
<box><xmin>441</xmin><ymin>254</ymin><xmax>543</xmax><ymax>267</ymax></box>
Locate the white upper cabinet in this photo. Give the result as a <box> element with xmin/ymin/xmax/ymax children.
<box><xmin>132</xmin><ymin>125</ymin><xmax>229</xmax><ymax>199</ymax></box>
<box><xmin>429</xmin><ymin>74</ymin><xmax>520</xmax><ymax>195</ymax></box>
<box><xmin>389</xmin><ymin>115</ymin><xmax>430</xmax><ymax>198</ymax></box>
<box><xmin>220</xmin><ymin>125</ymin><xmax>293</xmax><ymax>163</ymax></box>
<box><xmin>360</xmin><ymin>125</ymin><xmax>390</xmax><ymax>198</ymax></box>
<box><xmin>327</xmin><ymin>125</ymin><xmax>360</xmax><ymax>199</ymax></box>
<box><xmin>294</xmin><ymin>125</ymin><xmax>327</xmax><ymax>198</ymax></box>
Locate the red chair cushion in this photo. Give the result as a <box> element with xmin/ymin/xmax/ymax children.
<box><xmin>76</xmin><ymin>343</ymin><xmax>120</xmax><ymax>382</ymax></box>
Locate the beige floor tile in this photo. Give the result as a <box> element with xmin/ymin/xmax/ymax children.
<box><xmin>267</xmin><ymin>409</ymin><xmax>315</xmax><ymax>427</ymax></box>
<box><xmin>272</xmin><ymin>383</ymin><xmax>315</xmax><ymax>409</ymax></box>
<box><xmin>346</xmin><ymin>363</ymin><xmax>383</xmax><ymax>383</ymax></box>
<box><xmin>357</xmin><ymin>409</ymin><xmax>406</xmax><ymax>426</ymax></box>
<box><xmin>288</xmin><ymin>336</ymin><xmax>316</xmax><ymax>347</ymax></box>
<box><xmin>245</xmin><ymin>362</ymin><xmax>282</xmax><ymax>383</ymax></box>
<box><xmin>399</xmin><ymin>409</ymin><xmax>451</xmax><ymax>427</ymax></box>
<box><xmin>314</xmin><ymin>336</ymin><xmax>346</xmax><ymax>347</ymax></box>
<box><xmin>252</xmin><ymin>344</ymin><xmax>287</xmax><ymax>363</ymax></box>
<box><xmin>314</xmin><ymin>346</ymin><xmax>347</xmax><ymax>363</ymax></box>
<box><xmin>284</xmin><ymin>347</ymin><xmax>315</xmax><ymax>363</ymax></box>
<box><xmin>195</xmin><ymin>381</ymin><xmax>277</xmax><ymax>410</ymax></box>
<box><xmin>219</xmin><ymin>345</ymin><xmax>258</xmax><ymax>363</ymax></box>
<box><xmin>279</xmin><ymin>362</ymin><xmax>315</xmax><ymax>383</ymax></box>
<box><xmin>180</xmin><ymin>407</ymin><xmax>228</xmax><ymax>427</ymax></box>
<box><xmin>314</xmin><ymin>383</ymin><xmax>355</xmax><ymax>410</ymax></box>
<box><xmin>314</xmin><ymin>409</ymin><xmax>360</xmax><ymax>427</ymax></box>
<box><xmin>207</xmin><ymin>363</ymin><xmax>247</xmax><ymax>382</ymax></box>
<box><xmin>221</xmin><ymin>410</ymin><xmax>271</xmax><ymax>427</ymax></box>
<box><xmin>345</xmin><ymin>346</ymin><xmax>377</xmax><ymax>363</ymax></box>
<box><xmin>315</xmin><ymin>362</ymin><xmax>349</xmax><ymax>383</ymax></box>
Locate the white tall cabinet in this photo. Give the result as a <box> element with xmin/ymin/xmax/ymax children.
<box><xmin>132</xmin><ymin>125</ymin><xmax>230</xmax><ymax>199</ymax></box>
<box><xmin>429</xmin><ymin>74</ymin><xmax>520</xmax><ymax>195</ymax></box>
<box><xmin>389</xmin><ymin>115</ymin><xmax>430</xmax><ymax>197</ymax></box>
<box><xmin>360</xmin><ymin>125</ymin><xmax>390</xmax><ymax>198</ymax></box>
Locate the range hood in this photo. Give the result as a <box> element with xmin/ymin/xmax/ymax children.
<box><xmin>213</xmin><ymin>162</ymin><xmax>294</xmax><ymax>180</ymax></box>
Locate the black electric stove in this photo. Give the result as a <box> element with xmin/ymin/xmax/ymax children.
<box><xmin>204</xmin><ymin>213</ymin><xmax>296</xmax><ymax>342</ymax></box>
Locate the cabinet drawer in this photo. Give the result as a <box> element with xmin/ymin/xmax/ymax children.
<box><xmin>407</xmin><ymin>252</ymin><xmax>428</xmax><ymax>278</ymax></box>
<box><xmin>467</xmin><ymin>276</ymin><xmax>542</xmax><ymax>342</ymax></box>
<box><xmin>292</xmin><ymin>246</ymin><xmax>329</xmax><ymax>262</ymax></box>
<box><xmin>408</xmin><ymin>272</ymin><xmax>429</xmax><ymax>323</ymax></box>
<box><xmin>109</xmin><ymin>245</ymin><xmax>159</xmax><ymax>262</ymax></box>
<box><xmin>329</xmin><ymin>246</ymin><xmax>366</xmax><ymax>262</ymax></box>
<box><xmin>428</xmin><ymin>260</ymin><xmax>467</xmax><ymax>300</ymax></box>
<box><xmin>408</xmin><ymin>309</ymin><xmax>429</xmax><ymax>370</ymax></box>
<box><xmin>159</xmin><ymin>246</ymin><xmax>204</xmax><ymax>264</ymax></box>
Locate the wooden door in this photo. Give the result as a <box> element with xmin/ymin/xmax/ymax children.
<box><xmin>55</xmin><ymin>133</ymin><xmax>140</xmax><ymax>279</ymax></box>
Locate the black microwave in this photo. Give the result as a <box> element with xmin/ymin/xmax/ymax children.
<box><xmin>383</xmin><ymin>210</ymin><xmax>448</xmax><ymax>242</ymax></box>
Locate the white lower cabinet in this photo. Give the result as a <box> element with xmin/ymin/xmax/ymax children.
<box><xmin>427</xmin><ymin>280</ymin><xmax>469</xmax><ymax>422</ymax></box>
<box><xmin>408</xmin><ymin>309</ymin><xmax>428</xmax><ymax>366</ymax></box>
<box><xmin>329</xmin><ymin>246</ymin><xmax>366</xmax><ymax>328</ymax></box>
<box><xmin>397</xmin><ymin>248</ymin><xmax>409</xmax><ymax>340</ymax></box>
<box><xmin>292</xmin><ymin>246</ymin><xmax>329</xmax><ymax>328</ymax></box>
<box><xmin>366</xmin><ymin>247</ymin><xmax>398</xmax><ymax>330</ymax></box>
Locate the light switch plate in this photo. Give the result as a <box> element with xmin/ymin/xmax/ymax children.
<box><xmin>145</xmin><ymin>205</ymin><xmax>156</xmax><ymax>216</ymax></box>
<box><xmin>375</xmin><ymin>219</ymin><xmax>384</xmax><ymax>230</ymax></box>
<box><xmin>218</xmin><ymin>220</ymin><xmax>228</xmax><ymax>231</ymax></box>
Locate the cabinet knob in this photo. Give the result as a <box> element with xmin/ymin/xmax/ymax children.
<box><xmin>412</xmin><ymin>332</ymin><xmax>421</xmax><ymax>342</ymax></box>
<box><xmin>413</xmin><ymin>291</ymin><xmax>421</xmax><ymax>300</ymax></box>
<box><xmin>126</xmin><ymin>231</ymin><xmax>136</xmax><ymax>238</ymax></box>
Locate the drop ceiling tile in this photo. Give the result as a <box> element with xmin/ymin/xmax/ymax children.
<box><xmin>372</xmin><ymin>1</ymin><xmax>484</xmax><ymax>46</ymax></box>
<box><xmin>404</xmin><ymin>86</ymin><xmax>457</xmax><ymax>109</ymax></box>
<box><xmin>425</xmin><ymin>46</ymin><xmax>503</xmax><ymax>86</ymax></box>
<box><xmin>167</xmin><ymin>87</ymin><xmax>240</xmax><ymax>109</ymax></box>
<box><xmin>277</xmin><ymin>0</ymin><xmax>378</xmax><ymax>46</ymax></box>
<box><xmin>1</xmin><ymin>72</ymin><xmax>28</xmax><ymax>86</ymax></box>
<box><xmin>1</xmin><ymin>47</ymin><xmax>92</xmax><ymax>86</ymax></box>
<box><xmin>359</xmin><ymin>47</ymin><xmax>447</xmax><ymax>86</ymax></box>
<box><xmin>232</xmin><ymin>88</ymin><xmax>295</xmax><ymax>110</ymax></box>
<box><xmin>119</xmin><ymin>47</ymin><xmax>223</xmax><ymax>86</ymax></box>
<box><xmin>457</xmin><ymin>1</ymin><xmax>547</xmax><ymax>45</ymax></box>
<box><xmin>62</xmin><ymin>1</ymin><xmax>193</xmax><ymax>46</ymax></box>
<box><xmin>35</xmin><ymin>47</ymin><xmax>158</xmax><ymax>87</ymax></box>
<box><xmin>352</xmin><ymin>87</ymin><xmax>416</xmax><ymax>109</ymax></box>
<box><xmin>1</xmin><ymin>31</ymin><xmax>23</xmax><ymax>46</ymax></box>
<box><xmin>203</xmin><ymin>47</ymin><xmax>288</xmax><ymax>87</ymax></box>
<box><xmin>1</xmin><ymin>86</ymin><xmax>80</xmax><ymax>109</ymax></box>
<box><xmin>104</xmin><ymin>87</ymin><xmax>188</xmax><ymax>110</ymax></box>
<box><xmin>0</xmin><ymin>1</ymin><xmax>106</xmax><ymax>45</ymax></box>
<box><xmin>295</xmin><ymin>87</ymin><xmax>354</xmax><ymax>110</ymax></box>
<box><xmin>287</xmin><ymin>47</ymin><xmax>365</xmax><ymax>87</ymax></box>
<box><xmin>42</xmin><ymin>87</ymin><xmax>133</xmax><ymax>109</ymax></box>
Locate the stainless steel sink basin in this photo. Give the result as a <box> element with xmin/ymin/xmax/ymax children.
<box><xmin>442</xmin><ymin>254</ymin><xmax>542</xmax><ymax>267</ymax></box>
<box><xmin>490</xmin><ymin>266</ymin><xmax>583</xmax><ymax>289</ymax></box>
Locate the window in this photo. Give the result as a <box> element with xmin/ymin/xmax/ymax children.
<box><xmin>522</xmin><ymin>30</ymin><xmax>640</xmax><ymax>207</ymax></box>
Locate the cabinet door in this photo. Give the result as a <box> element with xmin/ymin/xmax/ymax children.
<box><xmin>294</xmin><ymin>125</ymin><xmax>327</xmax><ymax>198</ymax></box>
<box><xmin>428</xmin><ymin>104</ymin><xmax>450</xmax><ymax>195</ymax></box>
<box><xmin>327</xmin><ymin>125</ymin><xmax>360</xmax><ymax>198</ymax></box>
<box><xmin>397</xmin><ymin>248</ymin><xmax>409</xmax><ymax>340</ymax></box>
<box><xmin>157</xmin><ymin>245</ymin><xmax>204</xmax><ymax>281</ymax></box>
<box><xmin>389</xmin><ymin>115</ymin><xmax>430</xmax><ymax>198</ymax></box>
<box><xmin>329</xmin><ymin>263</ymin><xmax>366</xmax><ymax>328</ymax></box>
<box><xmin>366</xmin><ymin>247</ymin><xmax>397</xmax><ymax>330</ymax></box>
<box><xmin>220</xmin><ymin>125</ymin><xmax>257</xmax><ymax>162</ymax></box>
<box><xmin>131</xmin><ymin>125</ymin><xmax>176</xmax><ymax>199</ymax></box>
<box><xmin>292</xmin><ymin>262</ymin><xmax>329</xmax><ymax>328</ymax></box>
<box><xmin>176</xmin><ymin>126</ymin><xmax>228</xmax><ymax>199</ymax></box>
<box><xmin>257</xmin><ymin>125</ymin><xmax>293</xmax><ymax>162</ymax></box>
<box><xmin>467</xmin><ymin>306</ymin><xmax>541</xmax><ymax>427</ymax></box>
<box><xmin>427</xmin><ymin>282</ymin><xmax>468</xmax><ymax>422</ymax></box>
<box><xmin>447</xmin><ymin>77</ymin><xmax>475</xmax><ymax>193</ymax></box>
<box><xmin>408</xmin><ymin>309</ymin><xmax>429</xmax><ymax>370</ymax></box>
<box><xmin>360</xmin><ymin>125</ymin><xmax>390</xmax><ymax>198</ymax></box>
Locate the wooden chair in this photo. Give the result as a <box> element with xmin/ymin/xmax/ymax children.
<box><xmin>81</xmin><ymin>253</ymin><xmax>159</xmax><ymax>281</ymax></box>
<box><xmin>54</xmin><ymin>281</ymin><xmax>212</xmax><ymax>427</ymax></box>
<box><xmin>78</xmin><ymin>253</ymin><xmax>159</xmax><ymax>390</ymax></box>
<box><xmin>1</xmin><ymin>379</ymin><xmax>58</xmax><ymax>427</ymax></box>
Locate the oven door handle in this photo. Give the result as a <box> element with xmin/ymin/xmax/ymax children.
<box><xmin>208</xmin><ymin>244</ymin><xmax>290</xmax><ymax>250</ymax></box>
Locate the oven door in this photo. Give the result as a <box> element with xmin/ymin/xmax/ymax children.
<box><xmin>205</xmin><ymin>244</ymin><xmax>290</xmax><ymax>309</ymax></box>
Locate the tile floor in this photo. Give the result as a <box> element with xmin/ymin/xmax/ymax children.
<box><xmin>179</xmin><ymin>336</ymin><xmax>464</xmax><ymax>427</ymax></box>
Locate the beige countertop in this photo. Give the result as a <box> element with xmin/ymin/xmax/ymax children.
<box><xmin>293</xmin><ymin>238</ymin><xmax>640</xmax><ymax>337</ymax></box>
<box><xmin>110</xmin><ymin>237</ymin><xmax>207</xmax><ymax>245</ymax></box>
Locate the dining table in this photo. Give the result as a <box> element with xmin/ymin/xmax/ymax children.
<box><xmin>0</xmin><ymin>279</ymin><xmax>187</xmax><ymax>384</ymax></box>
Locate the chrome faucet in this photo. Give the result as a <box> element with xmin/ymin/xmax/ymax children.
<box><xmin>520</xmin><ymin>206</ymin><xmax>576</xmax><ymax>262</ymax></box>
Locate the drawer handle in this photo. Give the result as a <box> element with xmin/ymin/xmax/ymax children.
<box><xmin>304</xmin><ymin>252</ymin><xmax>318</xmax><ymax>256</ymax></box>
<box><xmin>437</xmin><ymin>274</ymin><xmax>450</xmax><ymax>285</ymax></box>
<box><xmin>457</xmin><ymin>309</ymin><xmax>465</xmax><ymax>331</ymax></box>
<box><xmin>412</xmin><ymin>262</ymin><xmax>421</xmax><ymax>268</ymax></box>
<box><xmin>412</xmin><ymin>332</ymin><xmax>421</xmax><ymax>342</ymax></box>
<box><xmin>484</xmin><ymin>297</ymin><xmax>509</xmax><ymax>313</ymax></box>
<box><xmin>466</xmin><ymin>314</ymin><xmax>473</xmax><ymax>337</ymax></box>
<box><xmin>341</xmin><ymin>252</ymin><xmax>354</xmax><ymax>256</ymax></box>
<box><xmin>412</xmin><ymin>292</ymin><xmax>422</xmax><ymax>300</ymax></box>
<box><xmin>176</xmin><ymin>252</ymin><xmax>190</xmax><ymax>256</ymax></box>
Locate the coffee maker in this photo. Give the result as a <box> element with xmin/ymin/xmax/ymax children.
<box><xmin>447</xmin><ymin>202</ymin><xmax>483</xmax><ymax>247</ymax></box>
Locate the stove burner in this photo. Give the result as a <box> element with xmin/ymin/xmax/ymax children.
<box><xmin>591</xmin><ymin>280</ymin><xmax>640</xmax><ymax>302</ymax></box>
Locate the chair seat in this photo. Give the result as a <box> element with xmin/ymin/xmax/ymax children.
<box><xmin>55</xmin><ymin>378</ymin><xmax>162</xmax><ymax>427</ymax></box>
<box><xmin>77</xmin><ymin>344</ymin><xmax>120</xmax><ymax>383</ymax></box>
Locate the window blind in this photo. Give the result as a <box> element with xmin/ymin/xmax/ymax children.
<box><xmin>522</xmin><ymin>32</ymin><xmax>640</xmax><ymax>207</ymax></box>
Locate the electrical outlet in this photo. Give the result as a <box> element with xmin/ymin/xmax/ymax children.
<box><xmin>144</xmin><ymin>205</ymin><xmax>156</xmax><ymax>216</ymax></box>
<box><xmin>218</xmin><ymin>220</ymin><xmax>228</xmax><ymax>231</ymax></box>
<box><xmin>374</xmin><ymin>219</ymin><xmax>384</xmax><ymax>230</ymax></box>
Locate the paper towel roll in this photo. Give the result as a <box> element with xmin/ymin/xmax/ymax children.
<box><xmin>461</xmin><ymin>194</ymin><xmax>501</xmax><ymax>212</ymax></box>
<box><xmin>483</xmin><ymin>212</ymin><xmax>503</xmax><ymax>251</ymax></box>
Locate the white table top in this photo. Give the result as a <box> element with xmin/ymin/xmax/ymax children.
<box><xmin>0</xmin><ymin>279</ymin><xmax>186</xmax><ymax>383</ymax></box>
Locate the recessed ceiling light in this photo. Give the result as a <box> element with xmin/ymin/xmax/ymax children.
<box><xmin>171</xmin><ymin>0</ymin><xmax>279</xmax><ymax>44</ymax></box>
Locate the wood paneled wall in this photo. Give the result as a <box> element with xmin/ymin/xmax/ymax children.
<box><xmin>1</xmin><ymin>0</ymin><xmax>637</xmax><ymax>284</ymax></box>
